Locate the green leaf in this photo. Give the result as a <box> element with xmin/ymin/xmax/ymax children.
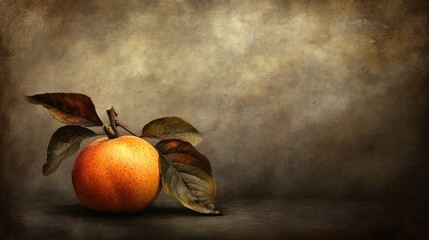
<box><xmin>141</xmin><ymin>117</ymin><xmax>202</xmax><ymax>146</ymax></box>
<box><xmin>27</xmin><ymin>93</ymin><xmax>103</xmax><ymax>127</ymax></box>
<box><xmin>44</xmin><ymin>126</ymin><xmax>96</xmax><ymax>176</ymax></box>
<box><xmin>156</xmin><ymin>139</ymin><xmax>219</xmax><ymax>214</ymax></box>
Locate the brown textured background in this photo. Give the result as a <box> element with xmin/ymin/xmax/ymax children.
<box><xmin>1</xmin><ymin>1</ymin><xmax>429</xmax><ymax>236</ymax></box>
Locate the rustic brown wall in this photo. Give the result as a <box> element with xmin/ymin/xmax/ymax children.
<box><xmin>0</xmin><ymin>0</ymin><xmax>428</xmax><ymax>206</ymax></box>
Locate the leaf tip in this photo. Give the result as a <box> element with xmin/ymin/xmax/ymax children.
<box><xmin>207</xmin><ymin>210</ymin><xmax>222</xmax><ymax>215</ymax></box>
<box><xmin>42</xmin><ymin>163</ymin><xmax>53</xmax><ymax>176</ymax></box>
<box><xmin>25</xmin><ymin>95</ymin><xmax>37</xmax><ymax>104</ymax></box>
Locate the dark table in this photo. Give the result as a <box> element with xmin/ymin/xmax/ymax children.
<box><xmin>1</xmin><ymin>194</ymin><xmax>428</xmax><ymax>239</ymax></box>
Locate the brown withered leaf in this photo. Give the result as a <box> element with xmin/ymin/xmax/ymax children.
<box><xmin>142</xmin><ymin>117</ymin><xmax>202</xmax><ymax>146</ymax></box>
<box><xmin>27</xmin><ymin>93</ymin><xmax>103</xmax><ymax>127</ymax></box>
<box><xmin>44</xmin><ymin>126</ymin><xmax>96</xmax><ymax>176</ymax></box>
<box><xmin>156</xmin><ymin>139</ymin><xmax>218</xmax><ymax>214</ymax></box>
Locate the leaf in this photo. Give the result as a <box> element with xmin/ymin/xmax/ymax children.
<box><xmin>156</xmin><ymin>139</ymin><xmax>218</xmax><ymax>214</ymax></box>
<box><xmin>43</xmin><ymin>126</ymin><xmax>96</xmax><ymax>176</ymax></box>
<box><xmin>27</xmin><ymin>93</ymin><xmax>103</xmax><ymax>127</ymax></box>
<box><xmin>142</xmin><ymin>117</ymin><xmax>202</xmax><ymax>146</ymax></box>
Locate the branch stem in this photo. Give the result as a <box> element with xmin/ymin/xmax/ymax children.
<box><xmin>116</xmin><ymin>119</ymin><xmax>138</xmax><ymax>136</ymax></box>
<box><xmin>102</xmin><ymin>106</ymin><xmax>138</xmax><ymax>138</ymax></box>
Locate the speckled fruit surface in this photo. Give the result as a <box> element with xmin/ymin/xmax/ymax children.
<box><xmin>72</xmin><ymin>136</ymin><xmax>161</xmax><ymax>213</ymax></box>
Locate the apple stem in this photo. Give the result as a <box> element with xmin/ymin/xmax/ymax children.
<box><xmin>104</xmin><ymin>107</ymin><xmax>119</xmax><ymax>139</ymax></box>
<box><xmin>103</xmin><ymin>106</ymin><xmax>139</xmax><ymax>138</ymax></box>
<box><xmin>103</xmin><ymin>124</ymin><xmax>117</xmax><ymax>139</ymax></box>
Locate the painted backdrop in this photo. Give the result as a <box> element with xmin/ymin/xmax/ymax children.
<box><xmin>0</xmin><ymin>1</ymin><xmax>428</xmax><ymax>209</ymax></box>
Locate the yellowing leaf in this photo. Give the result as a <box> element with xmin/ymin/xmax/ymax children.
<box><xmin>27</xmin><ymin>93</ymin><xmax>103</xmax><ymax>127</ymax></box>
<box><xmin>156</xmin><ymin>139</ymin><xmax>218</xmax><ymax>214</ymax></box>
<box><xmin>44</xmin><ymin>126</ymin><xmax>96</xmax><ymax>176</ymax></box>
<box><xmin>142</xmin><ymin>117</ymin><xmax>202</xmax><ymax>146</ymax></box>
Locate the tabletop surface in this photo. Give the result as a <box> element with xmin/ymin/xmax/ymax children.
<box><xmin>1</xmin><ymin>194</ymin><xmax>428</xmax><ymax>240</ymax></box>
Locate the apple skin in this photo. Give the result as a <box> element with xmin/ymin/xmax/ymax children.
<box><xmin>72</xmin><ymin>136</ymin><xmax>161</xmax><ymax>213</ymax></box>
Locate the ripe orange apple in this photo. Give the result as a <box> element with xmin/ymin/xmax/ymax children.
<box><xmin>72</xmin><ymin>135</ymin><xmax>161</xmax><ymax>213</ymax></box>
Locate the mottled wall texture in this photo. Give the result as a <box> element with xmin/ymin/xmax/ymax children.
<box><xmin>1</xmin><ymin>0</ymin><xmax>428</xmax><ymax>207</ymax></box>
